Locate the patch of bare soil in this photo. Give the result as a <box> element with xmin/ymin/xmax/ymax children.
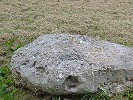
<box><xmin>0</xmin><ymin>0</ymin><xmax>133</xmax><ymax>46</ymax></box>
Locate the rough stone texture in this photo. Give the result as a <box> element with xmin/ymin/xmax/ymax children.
<box><xmin>10</xmin><ymin>33</ymin><xmax>133</xmax><ymax>95</ymax></box>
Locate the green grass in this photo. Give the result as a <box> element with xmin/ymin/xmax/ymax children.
<box><xmin>0</xmin><ymin>67</ymin><xmax>16</xmax><ymax>100</ymax></box>
<box><xmin>0</xmin><ymin>34</ymin><xmax>38</xmax><ymax>99</ymax></box>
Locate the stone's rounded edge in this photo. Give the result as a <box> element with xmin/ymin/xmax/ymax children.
<box><xmin>9</xmin><ymin>33</ymin><xmax>133</xmax><ymax>95</ymax></box>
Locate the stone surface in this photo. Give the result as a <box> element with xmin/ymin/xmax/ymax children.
<box><xmin>10</xmin><ymin>33</ymin><xmax>133</xmax><ymax>95</ymax></box>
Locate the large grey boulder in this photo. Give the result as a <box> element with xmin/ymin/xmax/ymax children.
<box><xmin>10</xmin><ymin>33</ymin><xmax>133</xmax><ymax>95</ymax></box>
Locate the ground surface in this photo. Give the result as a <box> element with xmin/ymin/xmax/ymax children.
<box><xmin>0</xmin><ymin>0</ymin><xmax>133</xmax><ymax>100</ymax></box>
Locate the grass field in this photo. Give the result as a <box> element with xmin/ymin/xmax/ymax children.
<box><xmin>0</xmin><ymin>0</ymin><xmax>133</xmax><ymax>99</ymax></box>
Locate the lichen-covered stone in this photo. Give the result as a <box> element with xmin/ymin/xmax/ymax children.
<box><xmin>10</xmin><ymin>33</ymin><xmax>133</xmax><ymax>95</ymax></box>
